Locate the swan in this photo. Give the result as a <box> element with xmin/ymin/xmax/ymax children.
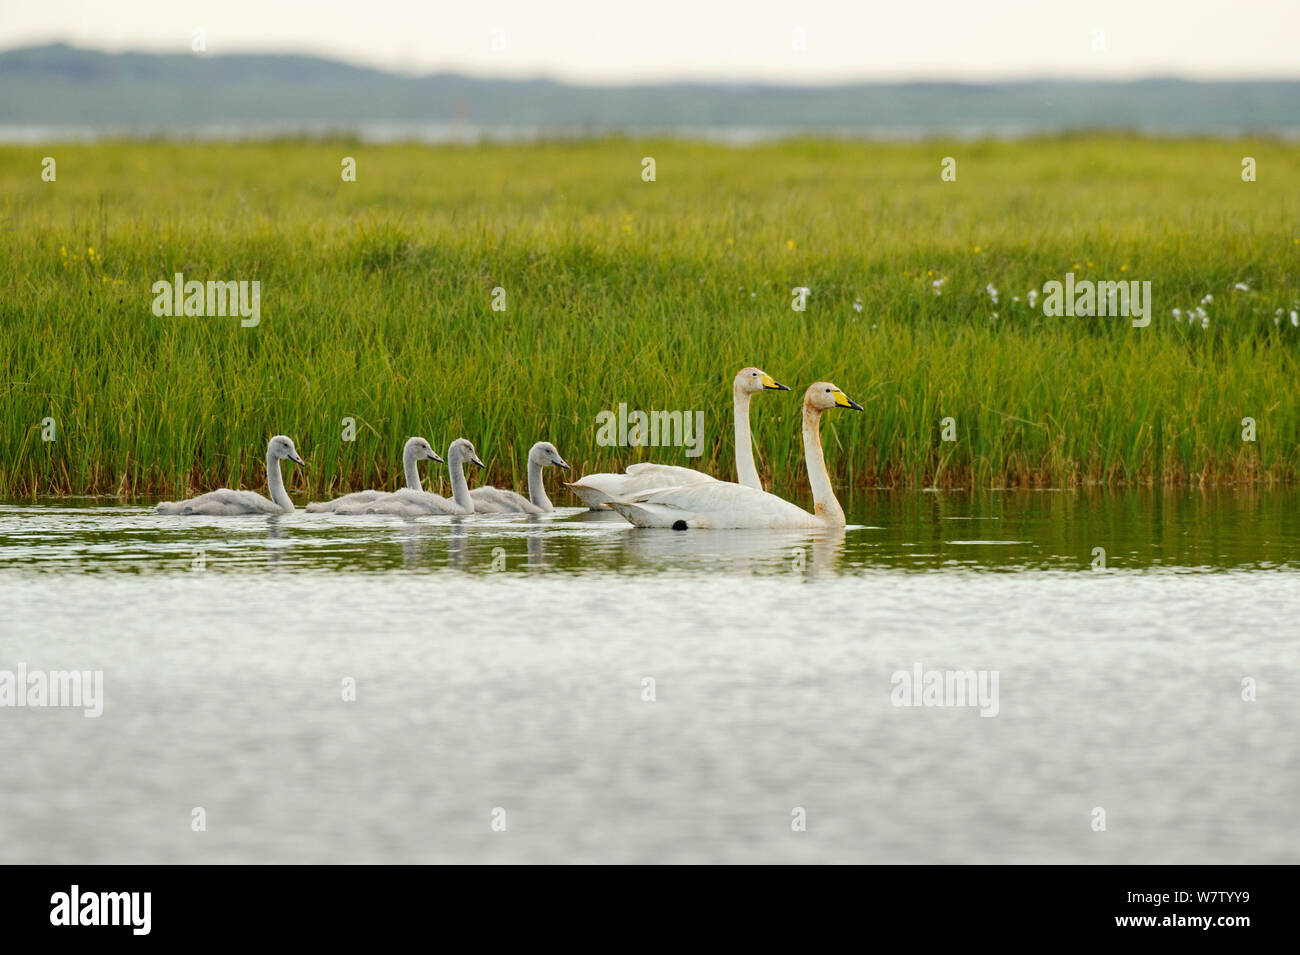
<box><xmin>305</xmin><ymin>437</ymin><xmax>443</xmax><ymax>512</ymax></box>
<box><xmin>605</xmin><ymin>382</ymin><xmax>862</xmax><ymax>530</ymax></box>
<box><xmin>471</xmin><ymin>441</ymin><xmax>570</xmax><ymax>514</ymax></box>
<box><xmin>566</xmin><ymin>366</ymin><xmax>788</xmax><ymax>508</ymax></box>
<box><xmin>359</xmin><ymin>438</ymin><xmax>485</xmax><ymax>518</ymax></box>
<box><xmin>157</xmin><ymin>435</ymin><xmax>306</xmax><ymax>516</ymax></box>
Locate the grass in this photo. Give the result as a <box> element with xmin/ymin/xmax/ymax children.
<box><xmin>1</xmin><ymin>136</ymin><xmax>1298</xmax><ymax>500</ymax></box>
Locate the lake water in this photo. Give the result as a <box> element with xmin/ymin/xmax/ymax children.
<box><xmin>1</xmin><ymin>490</ymin><xmax>1296</xmax><ymax>864</ymax></box>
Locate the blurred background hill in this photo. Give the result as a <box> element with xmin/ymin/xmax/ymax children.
<box><xmin>4</xmin><ymin>43</ymin><xmax>1298</xmax><ymax>141</ymax></box>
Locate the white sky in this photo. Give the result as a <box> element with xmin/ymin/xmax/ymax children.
<box><xmin>2</xmin><ymin>0</ymin><xmax>1297</xmax><ymax>84</ymax></box>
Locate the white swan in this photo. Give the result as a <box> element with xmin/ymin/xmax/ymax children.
<box><xmin>305</xmin><ymin>437</ymin><xmax>443</xmax><ymax>512</ymax></box>
<box><xmin>566</xmin><ymin>366</ymin><xmax>788</xmax><ymax>508</ymax></box>
<box><xmin>471</xmin><ymin>441</ymin><xmax>570</xmax><ymax>514</ymax></box>
<box><xmin>359</xmin><ymin>438</ymin><xmax>485</xmax><ymax>518</ymax></box>
<box><xmin>157</xmin><ymin>435</ymin><xmax>306</xmax><ymax>516</ymax></box>
<box><xmin>606</xmin><ymin>382</ymin><xmax>862</xmax><ymax>530</ymax></box>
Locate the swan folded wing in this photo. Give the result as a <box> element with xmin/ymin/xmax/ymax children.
<box><xmin>623</xmin><ymin>463</ymin><xmax>715</xmax><ymax>483</ymax></box>
<box><xmin>366</xmin><ymin>489</ymin><xmax>470</xmax><ymax>516</ymax></box>
<box><xmin>609</xmin><ymin>481</ymin><xmax>817</xmax><ymax>530</ymax></box>
<box><xmin>305</xmin><ymin>489</ymin><xmax>384</xmax><ymax>512</ymax></box>
<box><xmin>361</xmin><ymin>498</ymin><xmax>436</xmax><ymax>519</ymax></box>
<box><xmin>156</xmin><ymin>489</ymin><xmax>283</xmax><ymax>516</ymax></box>
<box><xmin>469</xmin><ymin>486</ymin><xmax>543</xmax><ymax>515</ymax></box>
<box><xmin>567</xmin><ymin>465</ymin><xmax>715</xmax><ymax>508</ymax></box>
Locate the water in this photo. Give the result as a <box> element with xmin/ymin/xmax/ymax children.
<box><xmin>1</xmin><ymin>490</ymin><xmax>1297</xmax><ymax>863</ymax></box>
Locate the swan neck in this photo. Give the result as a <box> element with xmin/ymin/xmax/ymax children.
<box><xmin>403</xmin><ymin>444</ymin><xmax>423</xmax><ymax>491</ymax></box>
<box><xmin>802</xmin><ymin>404</ymin><xmax>844</xmax><ymax>527</ymax></box>
<box><xmin>449</xmin><ymin>452</ymin><xmax>473</xmax><ymax>511</ymax></box>
<box><xmin>527</xmin><ymin>456</ymin><xmax>551</xmax><ymax>510</ymax></box>
<box><xmin>733</xmin><ymin>386</ymin><xmax>760</xmax><ymax>490</ymax></box>
<box><xmin>266</xmin><ymin>448</ymin><xmax>293</xmax><ymax>512</ymax></box>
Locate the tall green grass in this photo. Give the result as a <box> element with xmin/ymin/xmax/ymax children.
<box><xmin>1</xmin><ymin>136</ymin><xmax>1297</xmax><ymax>499</ymax></box>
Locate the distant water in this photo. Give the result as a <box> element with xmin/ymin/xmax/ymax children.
<box><xmin>3</xmin><ymin>123</ymin><xmax>1299</xmax><ymax>145</ymax></box>
<box><xmin>1</xmin><ymin>490</ymin><xmax>1297</xmax><ymax>863</ymax></box>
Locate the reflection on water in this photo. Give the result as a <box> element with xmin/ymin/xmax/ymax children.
<box><xmin>2</xmin><ymin>488</ymin><xmax>1299</xmax><ymax>576</ymax></box>
<box><xmin>1</xmin><ymin>489</ymin><xmax>1297</xmax><ymax>864</ymax></box>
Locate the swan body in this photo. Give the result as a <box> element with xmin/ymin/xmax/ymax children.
<box><xmin>607</xmin><ymin>481</ymin><xmax>822</xmax><ymax>530</ymax></box>
<box><xmin>157</xmin><ymin>435</ymin><xmax>306</xmax><ymax>516</ymax></box>
<box><xmin>306</xmin><ymin>437</ymin><xmax>442</xmax><ymax>512</ymax></box>
<box><xmin>363</xmin><ymin>439</ymin><xmax>484</xmax><ymax>517</ymax></box>
<box><xmin>471</xmin><ymin>441</ymin><xmax>570</xmax><ymax>514</ymax></box>
<box><xmin>607</xmin><ymin>382</ymin><xmax>862</xmax><ymax>530</ymax></box>
<box><xmin>567</xmin><ymin>366</ymin><xmax>787</xmax><ymax>508</ymax></box>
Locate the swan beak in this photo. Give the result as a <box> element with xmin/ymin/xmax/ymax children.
<box><xmin>833</xmin><ymin>391</ymin><xmax>864</xmax><ymax>411</ymax></box>
<box><xmin>471</xmin><ymin>455</ymin><xmax>486</xmax><ymax>468</ymax></box>
<box><xmin>429</xmin><ymin>452</ymin><xmax>445</xmax><ymax>464</ymax></box>
<box><xmin>762</xmin><ymin>374</ymin><xmax>790</xmax><ymax>392</ymax></box>
<box><xmin>290</xmin><ymin>453</ymin><xmax>306</xmax><ymax>466</ymax></box>
<box><xmin>555</xmin><ymin>458</ymin><xmax>571</xmax><ymax>470</ymax></box>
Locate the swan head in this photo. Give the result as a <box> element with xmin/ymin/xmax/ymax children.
<box><xmin>449</xmin><ymin>438</ymin><xmax>485</xmax><ymax>469</ymax></box>
<box><xmin>405</xmin><ymin>436</ymin><xmax>444</xmax><ymax>464</ymax></box>
<box><xmin>735</xmin><ymin>366</ymin><xmax>789</xmax><ymax>394</ymax></box>
<box><xmin>530</xmin><ymin>441</ymin><xmax>570</xmax><ymax>470</ymax></box>
<box><xmin>268</xmin><ymin>435</ymin><xmax>306</xmax><ymax>466</ymax></box>
<box><xmin>805</xmin><ymin>382</ymin><xmax>864</xmax><ymax>413</ymax></box>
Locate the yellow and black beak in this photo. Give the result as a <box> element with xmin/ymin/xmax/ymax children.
<box><xmin>834</xmin><ymin>391</ymin><xmax>864</xmax><ymax>411</ymax></box>
<box><xmin>761</xmin><ymin>373</ymin><xmax>791</xmax><ymax>392</ymax></box>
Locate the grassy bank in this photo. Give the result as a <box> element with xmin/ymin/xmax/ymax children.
<box><xmin>1</xmin><ymin>136</ymin><xmax>1298</xmax><ymax>499</ymax></box>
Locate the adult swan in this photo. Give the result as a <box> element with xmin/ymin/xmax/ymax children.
<box><xmin>566</xmin><ymin>366</ymin><xmax>788</xmax><ymax>507</ymax></box>
<box><xmin>606</xmin><ymin>382</ymin><xmax>862</xmax><ymax>530</ymax></box>
<box><xmin>157</xmin><ymin>435</ymin><xmax>306</xmax><ymax>516</ymax></box>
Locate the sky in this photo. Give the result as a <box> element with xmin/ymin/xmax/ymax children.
<box><xmin>2</xmin><ymin>0</ymin><xmax>1297</xmax><ymax>84</ymax></box>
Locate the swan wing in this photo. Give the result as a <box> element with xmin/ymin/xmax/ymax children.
<box><xmin>367</xmin><ymin>489</ymin><xmax>469</xmax><ymax>516</ymax></box>
<box><xmin>623</xmin><ymin>463</ymin><xmax>716</xmax><ymax>483</ymax></box>
<box><xmin>305</xmin><ymin>490</ymin><xmax>382</xmax><ymax>512</ymax></box>
<box><xmin>567</xmin><ymin>465</ymin><xmax>715</xmax><ymax>508</ymax></box>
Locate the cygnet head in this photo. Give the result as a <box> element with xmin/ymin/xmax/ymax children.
<box><xmin>530</xmin><ymin>441</ymin><xmax>570</xmax><ymax>470</ymax></box>
<box><xmin>406</xmin><ymin>436</ymin><xmax>444</xmax><ymax>463</ymax></box>
<box><xmin>449</xmin><ymin>438</ymin><xmax>485</xmax><ymax>468</ymax></box>
<box><xmin>804</xmin><ymin>382</ymin><xmax>864</xmax><ymax>413</ymax></box>
<box><xmin>268</xmin><ymin>435</ymin><xmax>306</xmax><ymax>465</ymax></box>
<box><xmin>735</xmin><ymin>366</ymin><xmax>790</xmax><ymax>395</ymax></box>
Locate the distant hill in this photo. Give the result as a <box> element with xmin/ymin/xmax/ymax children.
<box><xmin>3</xmin><ymin>43</ymin><xmax>1299</xmax><ymax>139</ymax></box>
